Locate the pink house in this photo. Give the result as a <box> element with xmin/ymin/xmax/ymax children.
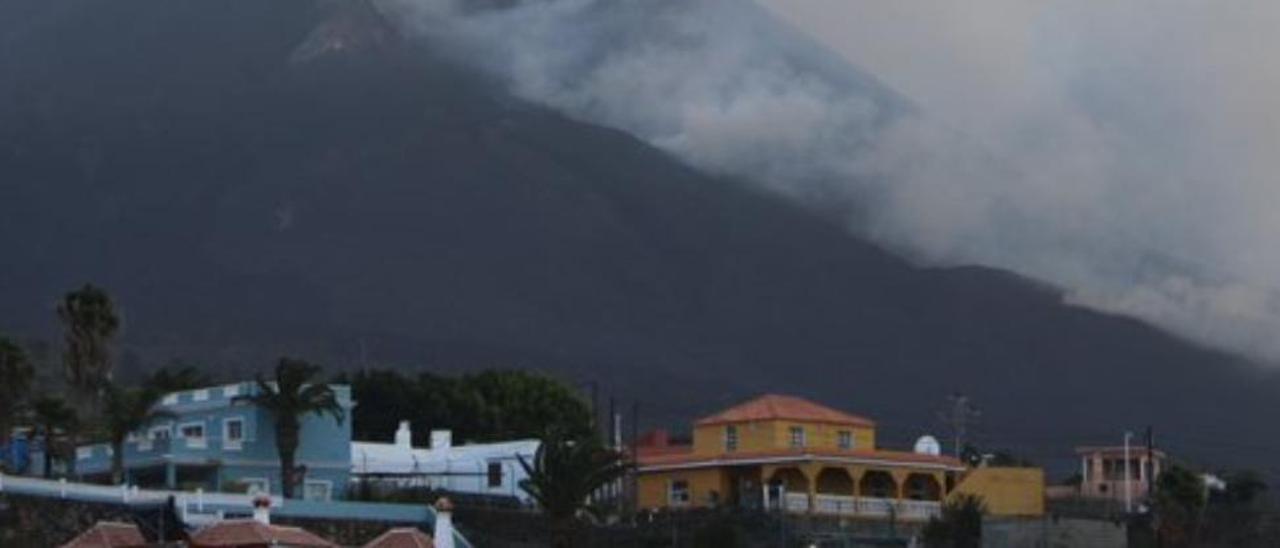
<box><xmin>1076</xmin><ymin>445</ymin><xmax>1167</xmax><ymax>502</ymax></box>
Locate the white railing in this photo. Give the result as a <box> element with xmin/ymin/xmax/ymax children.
<box><xmin>897</xmin><ymin>499</ymin><xmax>943</xmax><ymax>520</ymax></box>
<box><xmin>784</xmin><ymin>492</ymin><xmax>810</xmax><ymax>512</ymax></box>
<box><xmin>801</xmin><ymin>494</ymin><xmax>943</xmax><ymax>521</ymax></box>
<box><xmin>0</xmin><ymin>473</ymin><xmax>276</xmax><ymax>509</ymax></box>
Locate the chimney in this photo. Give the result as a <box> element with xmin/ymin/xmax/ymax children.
<box><xmin>430</xmin><ymin>430</ymin><xmax>452</xmax><ymax>450</ymax></box>
<box><xmin>433</xmin><ymin>497</ymin><xmax>455</xmax><ymax>548</ymax></box>
<box><xmin>395</xmin><ymin>420</ymin><xmax>412</xmax><ymax>449</ymax></box>
<box><xmin>252</xmin><ymin>495</ymin><xmax>271</xmax><ymax>525</ymax></box>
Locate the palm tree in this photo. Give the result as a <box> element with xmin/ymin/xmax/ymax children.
<box><xmin>245</xmin><ymin>358</ymin><xmax>345</xmax><ymax>499</ymax></box>
<box><xmin>518</xmin><ymin>429</ymin><xmax>630</xmax><ymax>547</ymax></box>
<box><xmin>57</xmin><ymin>284</ymin><xmax>120</xmax><ymax>418</ymax></box>
<box><xmin>102</xmin><ymin>386</ymin><xmax>173</xmax><ymax>484</ymax></box>
<box><xmin>30</xmin><ymin>397</ymin><xmax>78</xmax><ymax>478</ymax></box>
<box><xmin>0</xmin><ymin>336</ymin><xmax>34</xmax><ymax>450</ymax></box>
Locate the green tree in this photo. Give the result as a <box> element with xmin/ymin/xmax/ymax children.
<box><xmin>247</xmin><ymin>358</ymin><xmax>345</xmax><ymax>499</ymax></box>
<box><xmin>146</xmin><ymin>364</ymin><xmax>213</xmax><ymax>393</ymax></box>
<box><xmin>1201</xmin><ymin>470</ymin><xmax>1268</xmax><ymax>546</ymax></box>
<box><xmin>30</xmin><ymin>397</ymin><xmax>78</xmax><ymax>478</ymax></box>
<box><xmin>57</xmin><ymin>284</ymin><xmax>120</xmax><ymax>416</ymax></box>
<box><xmin>347</xmin><ymin>369</ymin><xmax>593</xmax><ymax>445</ymax></box>
<box><xmin>922</xmin><ymin>494</ymin><xmax>985</xmax><ymax>548</ymax></box>
<box><xmin>101</xmin><ymin>385</ymin><xmax>173</xmax><ymax>484</ymax></box>
<box><xmin>462</xmin><ymin>370</ymin><xmax>594</xmax><ymax>441</ymax></box>
<box><xmin>1153</xmin><ymin>465</ymin><xmax>1206</xmax><ymax>546</ymax></box>
<box><xmin>518</xmin><ymin>428</ymin><xmax>630</xmax><ymax>548</ymax></box>
<box><xmin>0</xmin><ymin>336</ymin><xmax>34</xmax><ymax>451</ymax></box>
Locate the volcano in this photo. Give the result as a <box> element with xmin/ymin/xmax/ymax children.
<box><xmin>1</xmin><ymin>0</ymin><xmax>1277</xmax><ymax>477</ymax></box>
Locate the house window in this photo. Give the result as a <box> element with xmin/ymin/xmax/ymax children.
<box><xmin>789</xmin><ymin>426</ymin><xmax>805</xmax><ymax>449</ymax></box>
<box><xmin>488</xmin><ymin>462</ymin><xmax>503</xmax><ymax>488</ymax></box>
<box><xmin>669</xmin><ymin>480</ymin><xmax>691</xmax><ymax>506</ymax></box>
<box><xmin>180</xmin><ymin>422</ymin><xmax>206</xmax><ymax>449</ymax></box>
<box><xmin>725</xmin><ymin>425</ymin><xmax>739</xmax><ymax>452</ymax></box>
<box><xmin>150</xmin><ymin>425</ymin><xmax>172</xmax><ymax>440</ymax></box>
<box><xmin>224</xmin><ymin>418</ymin><xmax>244</xmax><ymax>450</ymax></box>
<box><xmin>304</xmin><ymin>480</ymin><xmax>332</xmax><ymax>502</ymax></box>
<box><xmin>838</xmin><ymin>431</ymin><xmax>853</xmax><ymax>450</ymax></box>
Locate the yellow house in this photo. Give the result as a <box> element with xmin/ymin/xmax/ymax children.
<box><xmin>636</xmin><ymin>394</ymin><xmax>1043</xmax><ymax>520</ymax></box>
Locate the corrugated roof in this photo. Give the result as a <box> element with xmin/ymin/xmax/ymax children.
<box><xmin>60</xmin><ymin>521</ymin><xmax>147</xmax><ymax>548</ymax></box>
<box><xmin>362</xmin><ymin>527</ymin><xmax>434</xmax><ymax>548</ymax></box>
<box><xmin>695</xmin><ymin>394</ymin><xmax>875</xmax><ymax>427</ymax></box>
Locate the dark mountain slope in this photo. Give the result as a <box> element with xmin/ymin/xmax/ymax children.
<box><xmin>1</xmin><ymin>0</ymin><xmax>1277</xmax><ymax>475</ymax></box>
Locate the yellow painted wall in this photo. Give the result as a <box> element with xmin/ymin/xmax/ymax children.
<box><xmin>692</xmin><ymin>420</ymin><xmax>875</xmax><ymax>455</ymax></box>
<box><xmin>949</xmin><ymin>467</ymin><xmax>1045</xmax><ymax>517</ymax></box>
<box><xmin>636</xmin><ymin>468</ymin><xmax>730</xmax><ymax>510</ymax></box>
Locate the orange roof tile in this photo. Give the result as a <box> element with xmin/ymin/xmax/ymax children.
<box><xmin>638</xmin><ymin>447</ymin><xmax>964</xmax><ymax>471</ymax></box>
<box><xmin>695</xmin><ymin>394</ymin><xmax>875</xmax><ymax>427</ymax></box>
<box><xmin>362</xmin><ymin>527</ymin><xmax>434</xmax><ymax>548</ymax></box>
<box><xmin>60</xmin><ymin>522</ymin><xmax>147</xmax><ymax>548</ymax></box>
<box><xmin>189</xmin><ymin>520</ymin><xmax>337</xmax><ymax>548</ymax></box>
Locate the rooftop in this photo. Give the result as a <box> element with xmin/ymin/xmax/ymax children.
<box><xmin>362</xmin><ymin>527</ymin><xmax>434</xmax><ymax>548</ymax></box>
<box><xmin>59</xmin><ymin>521</ymin><xmax>147</xmax><ymax>548</ymax></box>
<box><xmin>695</xmin><ymin>394</ymin><xmax>876</xmax><ymax>428</ymax></box>
<box><xmin>188</xmin><ymin>520</ymin><xmax>337</xmax><ymax>548</ymax></box>
<box><xmin>1075</xmin><ymin>446</ymin><xmax>1167</xmax><ymax>458</ymax></box>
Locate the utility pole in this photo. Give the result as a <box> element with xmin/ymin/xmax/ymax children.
<box><xmin>630</xmin><ymin>401</ymin><xmax>640</xmax><ymax>518</ymax></box>
<box><xmin>938</xmin><ymin>393</ymin><xmax>981</xmax><ymax>460</ymax></box>
<box><xmin>1124</xmin><ymin>431</ymin><xmax>1133</xmax><ymax>514</ymax></box>
<box><xmin>1146</xmin><ymin>426</ymin><xmax>1155</xmax><ymax>491</ymax></box>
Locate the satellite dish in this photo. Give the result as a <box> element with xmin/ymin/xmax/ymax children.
<box><xmin>914</xmin><ymin>435</ymin><xmax>942</xmax><ymax>456</ymax></box>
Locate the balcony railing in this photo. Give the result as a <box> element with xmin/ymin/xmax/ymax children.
<box><xmin>792</xmin><ymin>494</ymin><xmax>943</xmax><ymax>520</ymax></box>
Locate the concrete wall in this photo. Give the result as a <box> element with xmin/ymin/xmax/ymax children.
<box><xmin>951</xmin><ymin>467</ymin><xmax>1045</xmax><ymax>517</ymax></box>
<box><xmin>983</xmin><ymin>517</ymin><xmax>1126</xmax><ymax>548</ymax></box>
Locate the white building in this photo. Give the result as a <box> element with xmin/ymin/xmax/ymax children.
<box><xmin>351</xmin><ymin>421</ymin><xmax>539</xmax><ymax>504</ymax></box>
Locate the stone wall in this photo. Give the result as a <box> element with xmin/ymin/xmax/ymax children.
<box><xmin>0</xmin><ymin>493</ymin><xmax>177</xmax><ymax>547</ymax></box>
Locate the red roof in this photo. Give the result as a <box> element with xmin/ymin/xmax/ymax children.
<box><xmin>639</xmin><ymin>447</ymin><xmax>964</xmax><ymax>471</ymax></box>
<box><xmin>695</xmin><ymin>394</ymin><xmax>875</xmax><ymax>428</ymax></box>
<box><xmin>60</xmin><ymin>522</ymin><xmax>147</xmax><ymax>548</ymax></box>
<box><xmin>189</xmin><ymin>520</ymin><xmax>337</xmax><ymax>548</ymax></box>
<box><xmin>363</xmin><ymin>527</ymin><xmax>434</xmax><ymax>548</ymax></box>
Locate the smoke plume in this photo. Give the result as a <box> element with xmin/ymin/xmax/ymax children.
<box><xmin>383</xmin><ymin>0</ymin><xmax>1280</xmax><ymax>363</ymax></box>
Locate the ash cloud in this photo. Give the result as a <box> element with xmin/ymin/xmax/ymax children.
<box><xmin>382</xmin><ymin>0</ymin><xmax>1280</xmax><ymax>363</ymax></box>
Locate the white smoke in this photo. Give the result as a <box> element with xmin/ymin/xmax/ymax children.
<box><xmin>384</xmin><ymin>0</ymin><xmax>1280</xmax><ymax>364</ymax></box>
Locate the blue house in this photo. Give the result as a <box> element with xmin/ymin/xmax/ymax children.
<box><xmin>73</xmin><ymin>382</ymin><xmax>354</xmax><ymax>501</ymax></box>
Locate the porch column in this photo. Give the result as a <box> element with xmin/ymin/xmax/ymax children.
<box><xmin>165</xmin><ymin>463</ymin><xmax>176</xmax><ymax>489</ymax></box>
<box><xmin>933</xmin><ymin>471</ymin><xmax>946</xmax><ymax>499</ymax></box>
<box><xmin>848</xmin><ymin>466</ymin><xmax>864</xmax><ymax>497</ymax></box>
<box><xmin>801</xmin><ymin>463</ymin><xmax>822</xmax><ymax>515</ymax></box>
<box><xmin>890</xmin><ymin>470</ymin><xmax>908</xmax><ymax>500</ymax></box>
